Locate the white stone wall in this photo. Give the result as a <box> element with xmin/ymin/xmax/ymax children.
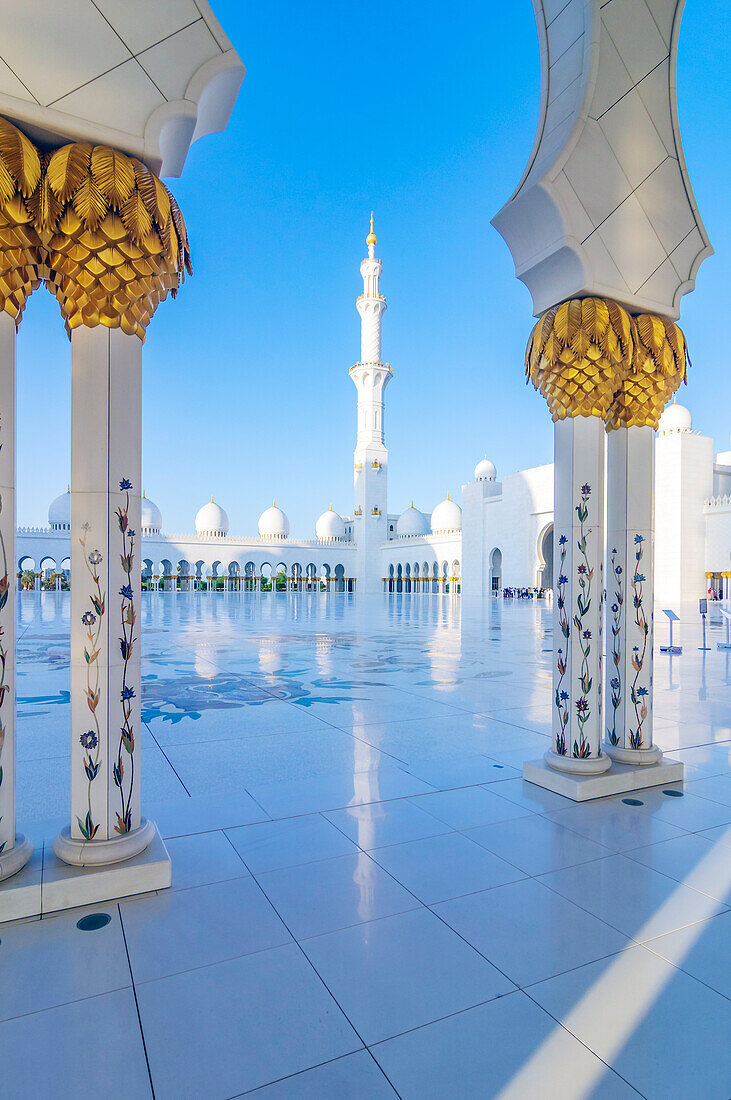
<box><xmin>655</xmin><ymin>431</ymin><xmax>713</xmax><ymax>605</ymax></box>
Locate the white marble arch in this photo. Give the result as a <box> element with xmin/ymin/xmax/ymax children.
<box><xmin>492</xmin><ymin>0</ymin><xmax>713</xmax><ymax>319</ymax></box>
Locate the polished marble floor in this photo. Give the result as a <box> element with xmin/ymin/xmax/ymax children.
<box><xmin>3</xmin><ymin>591</ymin><xmax>731</xmax><ymax>1098</ymax></box>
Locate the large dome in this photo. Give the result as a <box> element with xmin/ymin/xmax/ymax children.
<box><xmin>258</xmin><ymin>501</ymin><xmax>290</xmax><ymax>540</ymax></box>
<box><xmin>195</xmin><ymin>499</ymin><xmax>229</xmax><ymax>537</ymax></box>
<box><xmin>141</xmin><ymin>493</ymin><xmax>162</xmax><ymax>535</ymax></box>
<box><xmin>48</xmin><ymin>488</ymin><xmax>70</xmax><ymax>530</ymax></box>
<box><xmin>316</xmin><ymin>507</ymin><xmax>345</xmax><ymax>541</ymax></box>
<box><xmin>397</xmin><ymin>503</ymin><xmax>429</xmax><ymax>537</ymax></box>
<box><xmin>658</xmin><ymin>402</ymin><xmax>692</xmax><ymax>434</ymax></box>
<box><xmin>475</xmin><ymin>455</ymin><xmax>497</xmax><ymax>482</ymax></box>
<box><xmin>431</xmin><ymin>494</ymin><xmax>462</xmax><ymax>533</ymax></box>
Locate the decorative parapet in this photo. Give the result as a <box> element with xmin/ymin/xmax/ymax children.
<box><xmin>704</xmin><ymin>495</ymin><xmax>731</xmax><ymax>510</ymax></box>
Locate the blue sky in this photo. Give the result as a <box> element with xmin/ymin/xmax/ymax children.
<box><xmin>16</xmin><ymin>1</ymin><xmax>731</xmax><ymax>533</ymax></box>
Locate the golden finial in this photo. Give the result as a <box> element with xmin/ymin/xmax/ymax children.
<box><xmin>366</xmin><ymin>211</ymin><xmax>377</xmax><ymax>247</ymax></box>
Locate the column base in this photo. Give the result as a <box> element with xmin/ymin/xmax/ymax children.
<box><xmin>544</xmin><ymin>748</ymin><xmax>612</xmax><ymax>775</ymax></box>
<box><xmin>604</xmin><ymin>742</ymin><xmax>662</xmax><ymax>766</ymax></box>
<box><xmin>53</xmin><ymin>816</ymin><xmax>155</xmax><ymax>867</ymax></box>
<box><xmin>0</xmin><ymin>835</ymin><xmax>34</xmax><ymax>882</ymax></box>
<box><xmin>524</xmin><ymin>756</ymin><xmax>684</xmax><ymax>802</ymax></box>
<box><xmin>1</xmin><ymin>822</ymin><xmax>170</xmax><ymax>922</ymax></box>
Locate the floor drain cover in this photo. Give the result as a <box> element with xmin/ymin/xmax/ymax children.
<box><xmin>76</xmin><ymin>913</ymin><xmax>111</xmax><ymax>931</ymax></box>
<box><xmin>622</xmin><ymin>798</ymin><xmax>644</xmax><ymax>806</ymax></box>
<box><xmin>663</xmin><ymin>789</ymin><xmax>684</xmax><ymax>797</ymax></box>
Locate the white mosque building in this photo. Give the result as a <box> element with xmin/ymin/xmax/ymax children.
<box><xmin>16</xmin><ymin>221</ymin><xmax>731</xmax><ymax>603</ymax></box>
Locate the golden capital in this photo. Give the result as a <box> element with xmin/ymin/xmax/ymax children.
<box><xmin>605</xmin><ymin>314</ymin><xmax>689</xmax><ymax>431</ymax></box>
<box><xmin>0</xmin><ymin>117</ymin><xmax>190</xmax><ymax>340</ymax></box>
<box><xmin>525</xmin><ymin>297</ymin><xmax>633</xmax><ymax>422</ymax></box>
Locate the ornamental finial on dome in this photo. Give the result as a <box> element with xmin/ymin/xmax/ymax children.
<box><xmin>366</xmin><ymin>211</ymin><xmax>377</xmax><ymax>247</ymax></box>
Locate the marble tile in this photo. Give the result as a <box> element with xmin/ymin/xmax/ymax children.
<box><xmin>248</xmin><ymin>1051</ymin><xmax>398</xmax><ymax>1098</ymax></box>
<box><xmin>540</xmin><ymin>853</ymin><xmax>727</xmax><ymax>942</ymax></box>
<box><xmin>687</xmin><ymin>773</ymin><xmax>731</xmax><ymax>807</ymax></box>
<box><xmin>0</xmin><ymin>988</ymin><xmax>152</xmax><ymax>1097</ymax></box>
<box><xmin>410</xmin><ymin>786</ymin><xmax>532</xmax><ymax>830</ymax></box>
<box><xmin>226</xmin><ymin>814</ymin><xmax>358</xmax><ymax>873</ymax></box>
<box><xmin>370</xmin><ymin>831</ymin><xmax>525</xmax><ymax>904</ymax></box>
<box><xmin>644</xmin><ymin>910</ymin><xmax>731</xmax><ymax>999</ymax></box>
<box><xmin>146</xmin><ymin>790</ymin><xmax>270</xmax><ymax>838</ymax></box>
<box><xmin>372</xmin><ymin>990</ymin><xmax>639</xmax><ymax>1100</ymax></box>
<box><xmin>256</xmin><ymin>851</ymin><xmax>420</xmax><ymax>939</ymax></box>
<box><xmin>0</xmin><ymin>901</ymin><xmax>130</xmax><ymax>1021</ymax></box>
<box><xmin>325</xmin><ymin>799</ymin><xmax>451</xmax><ymax>850</ymax></box>
<box><xmin>546</xmin><ymin>800</ymin><xmax>689</xmax><ymax>852</ymax></box>
<box><xmin>401</xmin><ymin>754</ymin><xmax>520</xmax><ymax>789</ymax></box>
<box><xmin>627</xmin><ymin>786</ymin><xmax>731</xmax><ymax>831</ymax></box>
<box><xmin>121</xmin><ymin>876</ymin><xmax>291</xmax><ymax>983</ymax></box>
<box><xmin>249</xmin><ymin>767</ymin><xmax>434</xmax><ymax>818</ymax></box>
<box><xmin>529</xmin><ymin>945</ymin><xmax>731</xmax><ymax>1099</ymax></box>
<box><xmin>466</xmin><ymin>813</ymin><xmax>611</xmax><ymax>876</ymax></box>
<box><xmin>136</xmin><ymin>944</ymin><xmax>362</xmax><ymax>1098</ymax></box>
<box><xmin>165</xmin><ymin>830</ymin><xmax>250</xmax><ymax>891</ymax></box>
<box><xmin>624</xmin><ymin>832</ymin><xmax>731</xmax><ymax>904</ymax></box>
<box><xmin>302</xmin><ymin>907</ymin><xmax>514</xmax><ymax>1044</ymax></box>
<box><xmin>435</xmin><ymin>877</ymin><xmax>630</xmax><ymax>986</ymax></box>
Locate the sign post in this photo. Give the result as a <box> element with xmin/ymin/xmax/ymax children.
<box><xmin>699</xmin><ymin>598</ymin><xmax>710</xmax><ymax>651</ymax></box>
<box><xmin>660</xmin><ymin>609</ymin><xmax>682</xmax><ymax>654</ymax></box>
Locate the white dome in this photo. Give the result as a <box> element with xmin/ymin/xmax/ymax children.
<box><xmin>141</xmin><ymin>493</ymin><xmax>162</xmax><ymax>535</ymax></box>
<box><xmin>474</xmin><ymin>455</ymin><xmax>497</xmax><ymax>482</ymax></box>
<box><xmin>397</xmin><ymin>504</ymin><xmax>430</xmax><ymax>537</ymax></box>
<box><xmin>316</xmin><ymin>507</ymin><xmax>345</xmax><ymax>541</ymax></box>
<box><xmin>48</xmin><ymin>488</ymin><xmax>70</xmax><ymax>530</ymax></box>
<box><xmin>658</xmin><ymin>402</ymin><xmax>692</xmax><ymax>434</ymax></box>
<box><xmin>430</xmin><ymin>495</ymin><xmax>462</xmax><ymax>533</ymax></box>
<box><xmin>258</xmin><ymin>501</ymin><xmax>289</xmax><ymax>540</ymax></box>
<box><xmin>195</xmin><ymin>499</ymin><xmax>229</xmax><ymax>537</ymax></box>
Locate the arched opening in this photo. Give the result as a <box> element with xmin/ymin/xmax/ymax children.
<box><xmin>537</xmin><ymin>523</ymin><xmax>553</xmax><ymax>589</ymax></box>
<box><xmin>18</xmin><ymin>555</ymin><xmax>36</xmax><ymax>590</ymax></box>
<box><xmin>489</xmin><ymin>547</ymin><xmax>502</xmax><ymax>593</ymax></box>
<box><xmin>452</xmin><ymin>559</ymin><xmax>461</xmax><ymax>594</ymax></box>
<box><xmin>396</xmin><ymin>563</ymin><xmax>403</xmax><ymax>593</ymax></box>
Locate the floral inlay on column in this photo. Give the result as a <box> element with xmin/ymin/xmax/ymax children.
<box><xmin>115</xmin><ymin>478</ymin><xmax>136</xmax><ymax>835</ymax></box>
<box><xmin>607</xmin><ymin>548</ymin><xmax>623</xmax><ymax>748</ymax></box>
<box><xmin>554</xmin><ymin>534</ymin><xmax>569</xmax><ymax>755</ymax></box>
<box><xmin>78</xmin><ymin>524</ymin><xmax>104</xmax><ymax>840</ymax></box>
<box><xmin>629</xmin><ymin>534</ymin><xmax>649</xmax><ymax>750</ymax></box>
<box><xmin>572</xmin><ymin>484</ymin><xmax>594</xmax><ymax>758</ymax></box>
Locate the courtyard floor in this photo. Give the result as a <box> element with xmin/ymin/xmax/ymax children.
<box><xmin>2</xmin><ymin>591</ymin><xmax>731</xmax><ymax>1098</ymax></box>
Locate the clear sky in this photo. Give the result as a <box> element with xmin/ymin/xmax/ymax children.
<box><xmin>16</xmin><ymin>1</ymin><xmax>731</xmax><ymax>533</ymax></box>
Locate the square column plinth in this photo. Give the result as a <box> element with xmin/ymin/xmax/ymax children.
<box><xmin>0</xmin><ymin>824</ymin><xmax>170</xmax><ymax>922</ymax></box>
<box><xmin>523</xmin><ymin>756</ymin><xmax>684</xmax><ymax>801</ymax></box>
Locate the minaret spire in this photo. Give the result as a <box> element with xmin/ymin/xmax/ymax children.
<box><xmin>349</xmin><ymin>215</ymin><xmax>392</xmax><ymax>591</ymax></box>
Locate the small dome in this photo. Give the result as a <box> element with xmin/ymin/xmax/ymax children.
<box><xmin>474</xmin><ymin>455</ymin><xmax>497</xmax><ymax>482</ymax></box>
<box><xmin>316</xmin><ymin>507</ymin><xmax>345</xmax><ymax>541</ymax></box>
<box><xmin>48</xmin><ymin>488</ymin><xmax>70</xmax><ymax>530</ymax></box>
<box><xmin>141</xmin><ymin>493</ymin><xmax>162</xmax><ymax>535</ymax></box>
<box><xmin>658</xmin><ymin>402</ymin><xmax>692</xmax><ymax>434</ymax></box>
<box><xmin>430</xmin><ymin>494</ymin><xmax>462</xmax><ymax>533</ymax></box>
<box><xmin>397</xmin><ymin>503</ymin><xmax>430</xmax><ymax>537</ymax></box>
<box><xmin>258</xmin><ymin>500</ymin><xmax>290</xmax><ymax>540</ymax></box>
<box><xmin>195</xmin><ymin>498</ymin><xmax>229</xmax><ymax>537</ymax></box>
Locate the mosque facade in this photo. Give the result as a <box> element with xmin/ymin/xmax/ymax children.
<box><xmin>16</xmin><ymin>222</ymin><xmax>731</xmax><ymax>604</ymax></box>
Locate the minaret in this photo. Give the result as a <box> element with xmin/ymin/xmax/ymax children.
<box><xmin>350</xmin><ymin>214</ymin><xmax>392</xmax><ymax>592</ymax></box>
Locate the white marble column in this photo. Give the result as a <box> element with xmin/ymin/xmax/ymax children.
<box><xmin>605</xmin><ymin>425</ymin><xmax>660</xmax><ymax>764</ymax></box>
<box><xmin>54</xmin><ymin>326</ymin><xmax>154</xmax><ymax>866</ymax></box>
<box><xmin>0</xmin><ymin>313</ymin><xmax>33</xmax><ymax>881</ymax></box>
<box><xmin>546</xmin><ymin>415</ymin><xmax>610</xmax><ymax>775</ymax></box>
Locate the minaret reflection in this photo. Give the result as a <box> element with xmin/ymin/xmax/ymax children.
<box><xmin>349</xmin><ymin>701</ymin><xmax>381</xmax><ymax>923</ymax></box>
